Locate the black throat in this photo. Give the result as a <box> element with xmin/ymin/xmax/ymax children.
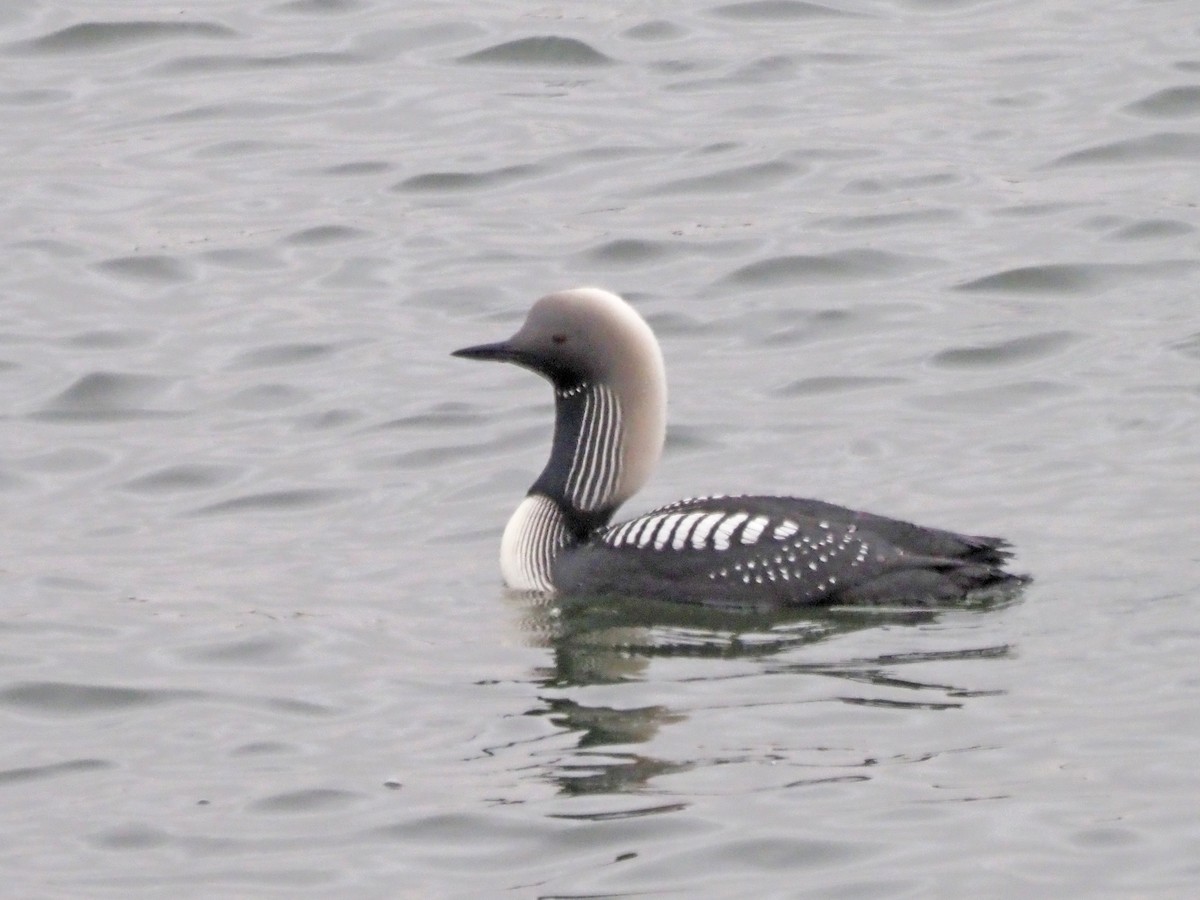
<box><xmin>530</xmin><ymin>381</ymin><xmax>621</xmax><ymax>541</ymax></box>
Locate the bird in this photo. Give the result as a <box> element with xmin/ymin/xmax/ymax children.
<box><xmin>453</xmin><ymin>287</ymin><xmax>1024</xmax><ymax>609</ymax></box>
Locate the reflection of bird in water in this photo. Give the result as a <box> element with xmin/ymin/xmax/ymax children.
<box><xmin>510</xmin><ymin>592</ymin><xmax>1009</xmax><ymax>798</ymax></box>
<box><xmin>456</xmin><ymin>288</ymin><xmax>1026</xmax><ymax>609</ymax></box>
<box><xmin>539</xmin><ymin>697</ymin><xmax>691</xmax><ymax>797</ymax></box>
<box><xmin>516</xmin><ymin>588</ymin><xmax>947</xmax><ymax>687</ymax></box>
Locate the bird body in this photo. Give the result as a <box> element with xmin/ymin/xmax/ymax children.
<box><xmin>454</xmin><ymin>288</ymin><xmax>1022</xmax><ymax>608</ymax></box>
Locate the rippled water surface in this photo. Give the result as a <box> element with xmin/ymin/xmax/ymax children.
<box><xmin>3</xmin><ymin>0</ymin><xmax>1199</xmax><ymax>895</ymax></box>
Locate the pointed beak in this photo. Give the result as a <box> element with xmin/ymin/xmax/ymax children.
<box><xmin>453</xmin><ymin>335</ymin><xmax>564</xmax><ymax>382</ymax></box>
<box><xmin>451</xmin><ymin>339</ymin><xmax>520</xmax><ymax>363</ymax></box>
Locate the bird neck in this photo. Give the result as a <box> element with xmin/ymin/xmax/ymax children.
<box><xmin>531</xmin><ymin>381</ymin><xmax>626</xmax><ymax>538</ymax></box>
<box><xmin>504</xmin><ymin>366</ymin><xmax>665</xmax><ymax>593</ymax></box>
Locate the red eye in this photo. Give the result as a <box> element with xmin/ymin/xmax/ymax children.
<box><xmin>551</xmin><ymin>334</ymin><xmax>567</xmax><ymax>345</ymax></box>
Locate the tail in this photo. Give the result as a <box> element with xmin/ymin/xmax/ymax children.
<box><xmin>839</xmin><ymin>553</ymin><xmax>1029</xmax><ymax>606</ymax></box>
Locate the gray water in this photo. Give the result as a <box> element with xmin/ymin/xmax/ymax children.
<box><xmin>3</xmin><ymin>0</ymin><xmax>1199</xmax><ymax>896</ymax></box>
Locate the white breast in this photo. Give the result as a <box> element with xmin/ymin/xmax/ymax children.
<box><xmin>500</xmin><ymin>495</ymin><xmax>568</xmax><ymax>592</ymax></box>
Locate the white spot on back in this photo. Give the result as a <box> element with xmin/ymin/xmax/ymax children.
<box><xmin>607</xmin><ymin>519</ymin><xmax>635</xmax><ymax>546</ymax></box>
<box><xmin>740</xmin><ymin>516</ymin><xmax>769</xmax><ymax>545</ymax></box>
<box><xmin>772</xmin><ymin>519</ymin><xmax>799</xmax><ymax>540</ymax></box>
<box><xmin>671</xmin><ymin>512</ymin><xmax>708</xmax><ymax>550</ymax></box>
<box><xmin>652</xmin><ymin>513</ymin><xmax>686</xmax><ymax>550</ymax></box>
<box><xmin>689</xmin><ymin>513</ymin><xmax>725</xmax><ymax>548</ymax></box>
<box><xmin>630</xmin><ymin>515</ymin><xmax>662</xmax><ymax>548</ymax></box>
<box><xmin>712</xmin><ymin>513</ymin><xmax>749</xmax><ymax>551</ymax></box>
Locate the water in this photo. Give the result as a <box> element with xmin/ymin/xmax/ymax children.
<box><xmin>2</xmin><ymin>0</ymin><xmax>1198</xmax><ymax>895</ymax></box>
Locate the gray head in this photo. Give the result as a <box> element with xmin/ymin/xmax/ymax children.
<box><xmin>454</xmin><ymin>287</ymin><xmax>667</xmax><ymax>515</ymax></box>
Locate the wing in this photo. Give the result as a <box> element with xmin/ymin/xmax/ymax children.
<box><xmin>553</xmin><ymin>494</ymin><xmax>1016</xmax><ymax>608</ymax></box>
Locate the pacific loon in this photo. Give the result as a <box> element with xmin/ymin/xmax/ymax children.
<box><xmin>454</xmin><ymin>287</ymin><xmax>1023</xmax><ymax>608</ymax></box>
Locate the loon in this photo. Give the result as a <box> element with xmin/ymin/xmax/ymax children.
<box><xmin>453</xmin><ymin>287</ymin><xmax>1023</xmax><ymax>608</ymax></box>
